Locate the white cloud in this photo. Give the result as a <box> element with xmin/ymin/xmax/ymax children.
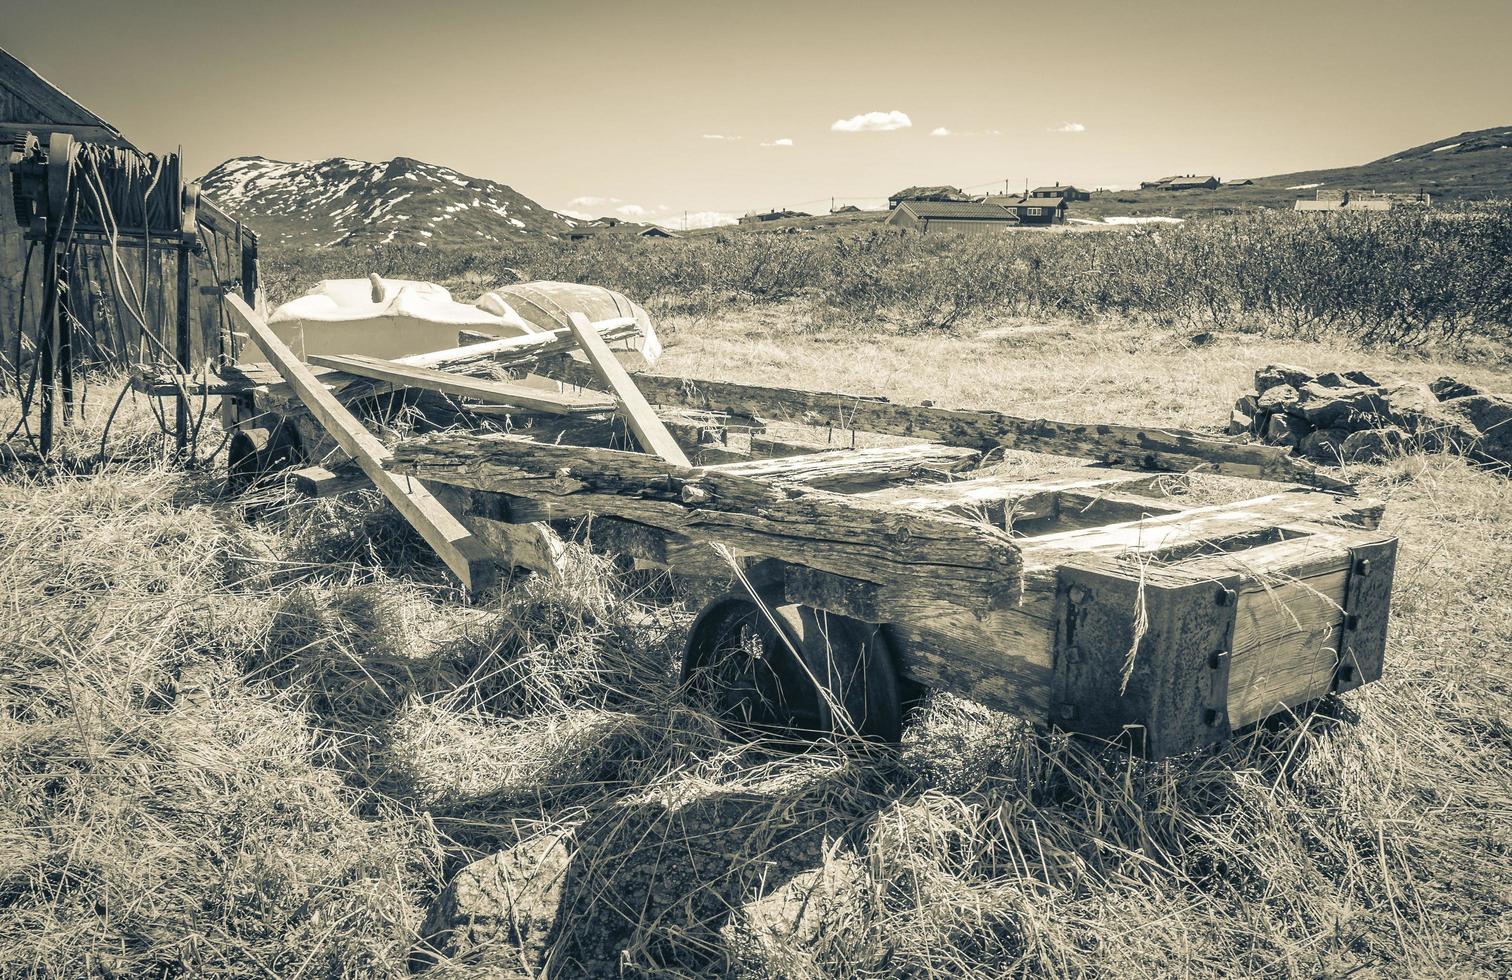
<box><xmin>615</xmin><ymin>204</ymin><xmax>648</xmax><ymax>217</ymax></box>
<box><xmin>568</xmin><ymin>195</ymin><xmax>620</xmax><ymax>207</ymax></box>
<box><xmin>701</xmin><ymin>133</ymin><xmax>741</xmax><ymax>141</ymax></box>
<box><xmin>831</xmin><ymin>110</ymin><xmax>912</xmax><ymax>133</ymax></box>
<box><xmin>558</xmin><ymin>208</ymin><xmax>594</xmax><ymax>221</ymax></box>
<box><xmin>930</xmin><ymin>127</ymin><xmax>951</xmax><ymax>137</ymax></box>
<box><xmin>760</xmin><ymin>138</ymin><xmax>794</xmax><ymax>147</ymax></box>
<box><xmin>1051</xmin><ymin>121</ymin><xmax>1087</xmax><ymax>134</ymax></box>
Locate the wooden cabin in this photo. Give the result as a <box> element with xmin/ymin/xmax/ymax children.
<box><xmin>887</xmin><ymin>200</ymin><xmax>1021</xmax><ymax>234</ymax></box>
<box><xmin>1030</xmin><ymin>183</ymin><xmax>1091</xmax><ymax>202</ymax></box>
<box><xmin>994</xmin><ymin>196</ymin><xmax>1068</xmax><ymax>225</ymax></box>
<box><xmin>0</xmin><ymin>45</ymin><xmax>258</xmax><ymax>370</ymax></box>
<box><xmin>887</xmin><ymin>185</ymin><xmax>968</xmax><ymax>209</ymax></box>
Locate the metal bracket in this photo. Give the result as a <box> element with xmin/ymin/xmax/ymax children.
<box><xmin>1333</xmin><ymin>538</ymin><xmax>1397</xmax><ymax>694</ymax></box>
<box><xmin>1053</xmin><ymin>562</ymin><xmax>1242</xmax><ymax>759</ymax></box>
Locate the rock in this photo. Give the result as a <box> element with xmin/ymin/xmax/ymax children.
<box><xmin>1429</xmin><ymin>377</ymin><xmax>1483</xmax><ymax>401</ymax></box>
<box><xmin>1257</xmin><ymin>384</ymin><xmax>1301</xmax><ymax>413</ymax></box>
<box><xmin>1343</xmin><ymin>370</ymin><xmax>1381</xmax><ymax>387</ymax></box>
<box><xmin>727</xmin><ymin>857</ymin><xmax>866</xmax><ymax>955</ymax></box>
<box><xmin>416</xmin><ymin>829</ymin><xmax>574</xmax><ymax>970</ymax></box>
<box><xmin>1228</xmin><ymin>409</ymin><xmax>1253</xmax><ymax>436</ymax></box>
<box><xmin>1255</xmin><ymin>364</ymin><xmax>1313</xmax><ymax>396</ymax></box>
<box><xmin>1234</xmin><ymin>393</ymin><xmax>1259</xmax><ymax>417</ymax></box>
<box><xmin>1264</xmin><ymin>412</ymin><xmax>1308</xmax><ymax>449</ymax></box>
<box><xmin>1295</xmin><ymin>382</ymin><xmax>1389</xmax><ymax>428</ymax></box>
<box><xmin>1312</xmin><ymin>371</ymin><xmax>1351</xmax><ymax>388</ymax></box>
<box><xmin>1441</xmin><ymin>393</ymin><xmax>1512</xmax><ymax>463</ymax></box>
<box><xmin>1379</xmin><ymin>382</ymin><xmax>1483</xmax><ymax>453</ymax></box>
<box><xmin>1298</xmin><ymin>427</ymin><xmax>1351</xmax><ymax>463</ymax></box>
<box><xmin>1340</xmin><ymin>428</ymin><xmax>1408</xmax><ymax>463</ymax></box>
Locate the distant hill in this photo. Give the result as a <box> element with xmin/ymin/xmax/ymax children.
<box><xmin>1071</xmin><ymin>125</ymin><xmax>1512</xmax><ymax>221</ymax></box>
<box><xmin>198</xmin><ymin>156</ymin><xmax>580</xmax><ymax>248</ymax></box>
<box><xmin>704</xmin><ymin>126</ymin><xmax>1512</xmax><ymax>232</ymax></box>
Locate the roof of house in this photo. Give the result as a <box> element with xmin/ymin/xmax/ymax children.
<box><xmin>998</xmin><ymin>196</ymin><xmax>1066</xmax><ymax>209</ymax></box>
<box><xmin>0</xmin><ymin>45</ymin><xmax>134</xmax><ymax>149</ymax></box>
<box><xmin>1031</xmin><ymin>184</ymin><xmax>1080</xmax><ymax>193</ymax></box>
<box><xmin>1166</xmin><ymin>176</ymin><xmax>1218</xmax><ymax>186</ymax></box>
<box><xmin>896</xmin><ymin>200</ymin><xmax>1021</xmax><ymax>220</ymax></box>
<box><xmin>890</xmin><ymin>185</ymin><xmax>968</xmax><ymax>201</ymax></box>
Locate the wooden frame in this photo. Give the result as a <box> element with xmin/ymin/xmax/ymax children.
<box><xmin>209</xmin><ymin>298</ymin><xmax>1397</xmax><ymax>757</ymax></box>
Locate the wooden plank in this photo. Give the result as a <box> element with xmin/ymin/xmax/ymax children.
<box><xmin>224</xmin><ymin>294</ymin><xmax>498</xmax><ymax>592</ymax></box>
<box><xmin>858</xmin><ymin>465</ymin><xmax>1163</xmax><ymax>526</ymax></box>
<box><xmin>705</xmin><ymin>443</ymin><xmax>980</xmax><ymax>492</ymax></box>
<box><xmin>565</xmin><ymin>311</ymin><xmax>690</xmax><ymax>467</ymax></box>
<box><xmin>255</xmin><ymin>318</ymin><xmax>641</xmax><ymax>408</ymax></box>
<box><xmin>389</xmin><ymin>431</ymin><xmax>1022</xmax><ymax>614</ymax></box>
<box><xmin>1177</xmin><ymin>527</ymin><xmax>1388</xmax><ymax>729</ymax></box>
<box><xmin>306</xmin><ymin>352</ymin><xmax>615</xmax><ymax>414</ymax></box>
<box><xmin>289</xmin><ymin>462</ymin><xmax>370</xmax><ymax>498</ymax></box>
<box><xmin>533</xmin><ymin>361</ymin><xmax>1353</xmax><ymax>492</ymax></box>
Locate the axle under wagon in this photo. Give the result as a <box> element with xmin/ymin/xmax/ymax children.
<box><xmin>140</xmin><ymin>293</ymin><xmax>1396</xmax><ymax>760</ymax></box>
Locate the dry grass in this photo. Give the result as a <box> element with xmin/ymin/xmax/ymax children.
<box><xmin>1</xmin><ymin>317</ymin><xmax>1510</xmax><ymax>978</ymax></box>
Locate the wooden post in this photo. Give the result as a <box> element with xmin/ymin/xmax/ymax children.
<box><xmin>55</xmin><ymin>246</ymin><xmax>73</xmax><ymax>424</ymax></box>
<box><xmin>36</xmin><ymin>237</ymin><xmax>59</xmax><ymax>455</ymax></box>
<box><xmin>174</xmin><ymin>241</ymin><xmax>192</xmax><ymax>453</ymax></box>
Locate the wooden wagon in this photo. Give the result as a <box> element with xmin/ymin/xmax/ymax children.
<box><xmin>145</xmin><ymin>295</ymin><xmax>1396</xmax><ymax>759</ymax></box>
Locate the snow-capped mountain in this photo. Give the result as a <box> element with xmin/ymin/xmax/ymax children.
<box><xmin>198</xmin><ymin>156</ymin><xmax>580</xmax><ymax>248</ymax></box>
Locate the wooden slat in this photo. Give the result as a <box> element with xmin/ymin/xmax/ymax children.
<box><xmin>706</xmin><ymin>443</ymin><xmax>979</xmax><ymax>492</ymax></box>
<box><xmin>858</xmin><ymin>466</ymin><xmax>1163</xmax><ymax>526</ymax></box>
<box><xmin>224</xmin><ymin>294</ymin><xmax>498</xmax><ymax>591</ymax></box>
<box><xmin>306</xmin><ymin>352</ymin><xmax>615</xmax><ymax>414</ymax></box>
<box><xmin>254</xmin><ymin>318</ymin><xmax>641</xmax><ymax>408</ymax></box>
<box><xmin>534</xmin><ymin>361</ymin><xmax>1353</xmax><ymax>492</ymax></box>
<box><xmin>1177</xmin><ymin>526</ymin><xmax>1388</xmax><ymax>729</ymax></box>
<box><xmin>565</xmin><ymin>311</ymin><xmax>690</xmax><ymax>467</ymax></box>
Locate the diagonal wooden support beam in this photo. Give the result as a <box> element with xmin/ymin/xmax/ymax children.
<box><xmin>566</xmin><ymin>311</ymin><xmax>690</xmax><ymax>466</ymax></box>
<box><xmin>225</xmin><ymin>294</ymin><xmax>500</xmax><ymax>592</ymax></box>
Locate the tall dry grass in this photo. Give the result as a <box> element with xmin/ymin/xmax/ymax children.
<box><xmin>1</xmin><ymin>320</ymin><xmax>1510</xmax><ymax>978</ymax></box>
<box><xmin>262</xmin><ymin>202</ymin><xmax>1512</xmax><ymax>346</ymax></box>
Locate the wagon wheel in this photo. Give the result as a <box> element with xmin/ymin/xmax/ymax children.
<box><xmin>681</xmin><ymin>583</ymin><xmax>906</xmax><ymax>745</ymax></box>
<box><xmin>227</xmin><ymin>421</ymin><xmax>303</xmax><ymax>491</ymax></box>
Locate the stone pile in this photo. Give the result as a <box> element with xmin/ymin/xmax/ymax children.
<box><xmin>1231</xmin><ymin>364</ymin><xmax>1511</xmax><ymax>468</ymax></box>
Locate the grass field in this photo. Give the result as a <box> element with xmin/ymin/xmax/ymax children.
<box><xmin>2</xmin><ymin>298</ymin><xmax>1509</xmax><ymax>977</ymax></box>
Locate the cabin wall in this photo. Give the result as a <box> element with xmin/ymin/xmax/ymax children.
<box><xmin>0</xmin><ymin>157</ymin><xmax>250</xmax><ymax>372</ymax></box>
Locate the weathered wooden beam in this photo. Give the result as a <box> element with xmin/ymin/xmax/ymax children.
<box><xmin>289</xmin><ymin>462</ymin><xmax>370</xmax><ymax>498</ymax></box>
<box><xmin>706</xmin><ymin>443</ymin><xmax>980</xmax><ymax>492</ymax></box>
<box><xmin>389</xmin><ymin>431</ymin><xmax>1022</xmax><ymax>613</ymax></box>
<box><xmin>534</xmin><ymin>361</ymin><xmax>1352</xmax><ymax>492</ymax></box>
<box><xmin>565</xmin><ymin>311</ymin><xmax>690</xmax><ymax>466</ymax></box>
<box><xmin>306</xmin><ymin>352</ymin><xmax>616</xmax><ymax>415</ymax></box>
<box><xmin>225</xmin><ymin>294</ymin><xmax>499</xmax><ymax>592</ymax></box>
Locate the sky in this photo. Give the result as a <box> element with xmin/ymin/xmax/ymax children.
<box><xmin>4</xmin><ymin>0</ymin><xmax>1509</xmax><ymax>228</ymax></box>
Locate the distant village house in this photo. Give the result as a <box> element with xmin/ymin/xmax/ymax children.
<box><xmin>887</xmin><ymin>185</ymin><xmax>969</xmax><ymax>209</ymax></box>
<box><xmin>1029</xmin><ymin>183</ymin><xmax>1091</xmax><ymax>202</ymax></box>
<box><xmin>1140</xmin><ymin>174</ymin><xmax>1221</xmax><ymax>191</ymax></box>
<box><xmin>887</xmin><ymin>200</ymin><xmax>1021</xmax><ymax>235</ymax></box>
<box><xmin>1293</xmin><ymin>189</ymin><xmax>1429</xmax><ymax>212</ymax></box>
<box><xmin>990</xmin><ymin>196</ymin><xmax>1068</xmax><ymax>225</ymax></box>
<box><xmin>738</xmin><ymin>209</ymin><xmax>811</xmax><ymax>225</ymax></box>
